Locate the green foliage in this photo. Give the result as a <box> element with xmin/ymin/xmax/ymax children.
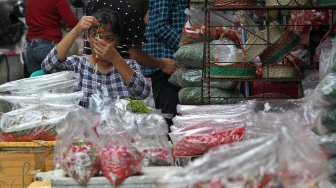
<box><xmin>127</xmin><ymin>99</ymin><xmax>151</xmax><ymax>114</ymax></box>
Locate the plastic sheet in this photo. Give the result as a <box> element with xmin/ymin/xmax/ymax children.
<box><xmin>0</xmin><ymin>91</ymin><xmax>83</xmax><ymax>105</ymax></box>
<box><xmin>168</xmin><ymin>67</ymin><xmax>237</xmax><ymax>89</ymax></box>
<box><xmin>0</xmin><ymin>71</ymin><xmax>79</xmax><ymax>95</ymax></box>
<box><xmin>176</xmin><ymin>101</ymin><xmax>254</xmax><ymax>115</ymax></box>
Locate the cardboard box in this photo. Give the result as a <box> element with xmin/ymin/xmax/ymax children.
<box><xmin>0</xmin><ymin>141</ymin><xmax>55</xmax><ymax>188</ymax></box>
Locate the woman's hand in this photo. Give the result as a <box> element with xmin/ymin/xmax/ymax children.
<box><xmin>74</xmin><ymin>16</ymin><xmax>98</xmax><ymax>35</ymax></box>
<box><xmin>93</xmin><ymin>38</ymin><xmax>119</xmax><ymax>63</ymax></box>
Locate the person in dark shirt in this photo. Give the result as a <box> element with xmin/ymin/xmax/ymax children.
<box><xmin>142</xmin><ymin>0</ymin><xmax>189</xmax><ymax>126</ymax></box>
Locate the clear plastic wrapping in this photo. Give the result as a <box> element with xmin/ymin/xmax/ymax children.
<box><xmin>0</xmin><ymin>71</ymin><xmax>79</xmax><ymax>94</ymax></box>
<box><xmin>320</xmin><ymin>133</ymin><xmax>336</xmax><ymax>158</ymax></box>
<box><xmin>0</xmin><ymin>91</ymin><xmax>83</xmax><ymax>105</ymax></box>
<box><xmin>99</xmin><ymin>130</ymin><xmax>142</xmax><ymax>186</ymax></box>
<box><xmin>169</xmin><ymin>120</ymin><xmax>245</xmax><ymax>157</ymax></box>
<box><xmin>0</xmin><ymin>104</ymin><xmax>78</xmax><ymax>133</ymax></box>
<box><xmin>157</xmin><ymin>126</ymin><xmax>329</xmax><ymax>188</ymax></box>
<box><xmin>319</xmin><ymin>37</ymin><xmax>336</xmax><ymax>80</ymax></box>
<box><xmin>176</xmin><ymin>101</ymin><xmax>254</xmax><ymax>115</ymax></box>
<box><xmin>56</xmin><ymin>109</ymin><xmax>100</xmax><ymax>185</ymax></box>
<box><xmin>0</xmin><ymin>104</ymin><xmax>80</xmax><ymax>142</ymax></box>
<box><xmin>308</xmin><ymin>73</ymin><xmax>336</xmax><ymax>107</ymax></box>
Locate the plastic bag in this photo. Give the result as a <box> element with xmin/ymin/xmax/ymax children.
<box><xmin>178</xmin><ymin>87</ymin><xmax>244</xmax><ymax>105</ymax></box>
<box><xmin>0</xmin><ymin>104</ymin><xmax>80</xmax><ymax>142</ymax></box>
<box><xmin>320</xmin><ymin>133</ymin><xmax>336</xmax><ymax>158</ymax></box>
<box><xmin>179</xmin><ymin>9</ymin><xmax>240</xmax><ymax>48</ymax></box>
<box><xmin>169</xmin><ymin>121</ymin><xmax>245</xmax><ymax>157</ymax></box>
<box><xmin>0</xmin><ymin>91</ymin><xmax>83</xmax><ymax>105</ymax></box>
<box><xmin>0</xmin><ymin>99</ymin><xmax>19</xmax><ymax>114</ymax></box>
<box><xmin>117</xmin><ymin>112</ymin><xmax>174</xmax><ymax>166</ymax></box>
<box><xmin>319</xmin><ymin>37</ymin><xmax>336</xmax><ymax>80</ymax></box>
<box><xmin>175</xmin><ymin>42</ymin><xmax>206</xmax><ymax>69</ymax></box>
<box><xmin>301</xmin><ymin>71</ymin><xmax>320</xmax><ymax>97</ymax></box>
<box><xmin>158</xmin><ymin>126</ymin><xmax>329</xmax><ymax>188</ymax></box>
<box><xmin>0</xmin><ymin>71</ymin><xmax>79</xmax><ymax>95</ymax></box>
<box><xmin>57</xmin><ymin>109</ymin><xmax>100</xmax><ymax>185</ymax></box>
<box><xmin>99</xmin><ymin>131</ymin><xmax>142</xmax><ymax>186</ymax></box>
<box><xmin>168</xmin><ymin>67</ymin><xmax>237</xmax><ymax>89</ymax></box>
<box><xmin>136</xmin><ymin>135</ymin><xmax>174</xmax><ymax>166</ymax></box>
<box><xmin>308</xmin><ymin>73</ymin><xmax>336</xmax><ymax>107</ymax></box>
<box><xmin>176</xmin><ymin>101</ymin><xmax>254</xmax><ymax>115</ymax></box>
<box><xmin>157</xmin><ymin>135</ymin><xmax>278</xmax><ymax>188</ymax></box>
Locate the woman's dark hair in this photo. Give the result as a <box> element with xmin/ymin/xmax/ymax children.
<box><xmin>90</xmin><ymin>8</ymin><xmax>123</xmax><ymax>36</ymax></box>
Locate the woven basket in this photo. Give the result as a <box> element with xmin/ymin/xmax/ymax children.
<box><xmin>214</xmin><ymin>0</ymin><xmax>257</xmax><ymax>6</ymax></box>
<box><xmin>244</xmin><ymin>26</ymin><xmax>282</xmax><ymax>63</ymax></box>
<box><xmin>265</xmin><ymin>0</ymin><xmax>309</xmax><ymax>6</ymax></box>
<box><xmin>260</xmin><ymin>31</ymin><xmax>300</xmax><ymax>65</ymax></box>
<box><xmin>209</xmin><ymin>63</ymin><xmax>256</xmax><ymax>78</ymax></box>
<box><xmin>262</xmin><ymin>65</ymin><xmax>297</xmax><ymax>78</ymax></box>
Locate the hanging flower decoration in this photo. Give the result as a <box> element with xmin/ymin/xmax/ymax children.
<box><xmin>93</xmin><ymin>24</ymin><xmax>104</xmax><ymax>74</ymax></box>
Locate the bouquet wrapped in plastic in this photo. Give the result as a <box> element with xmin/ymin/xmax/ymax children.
<box><xmin>56</xmin><ymin>109</ymin><xmax>100</xmax><ymax>185</ymax></box>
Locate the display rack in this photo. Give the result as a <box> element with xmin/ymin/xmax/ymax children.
<box><xmin>201</xmin><ymin>0</ymin><xmax>336</xmax><ymax>104</ymax></box>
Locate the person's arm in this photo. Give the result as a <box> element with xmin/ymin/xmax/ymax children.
<box><xmin>129</xmin><ymin>47</ymin><xmax>179</xmax><ymax>75</ymax></box>
<box><xmin>144</xmin><ymin>10</ymin><xmax>149</xmax><ymax>24</ymax></box>
<box><xmin>152</xmin><ymin>0</ymin><xmax>181</xmax><ymax>50</ymax></box>
<box><xmin>57</xmin><ymin>0</ymin><xmax>79</xmax><ymax>28</ymax></box>
<box><xmin>56</xmin><ymin>16</ymin><xmax>97</xmax><ymax>61</ymax></box>
<box><xmin>126</xmin><ymin>60</ymin><xmax>151</xmax><ymax>100</ymax></box>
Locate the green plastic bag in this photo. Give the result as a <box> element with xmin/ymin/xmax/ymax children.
<box><xmin>178</xmin><ymin>87</ymin><xmax>244</xmax><ymax>105</ymax></box>
<box><xmin>169</xmin><ymin>67</ymin><xmax>237</xmax><ymax>89</ymax></box>
<box><xmin>175</xmin><ymin>43</ymin><xmax>208</xmax><ymax>69</ymax></box>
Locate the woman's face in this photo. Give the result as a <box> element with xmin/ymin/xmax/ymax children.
<box><xmin>88</xmin><ymin>24</ymin><xmax>119</xmax><ymax>51</ymax></box>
